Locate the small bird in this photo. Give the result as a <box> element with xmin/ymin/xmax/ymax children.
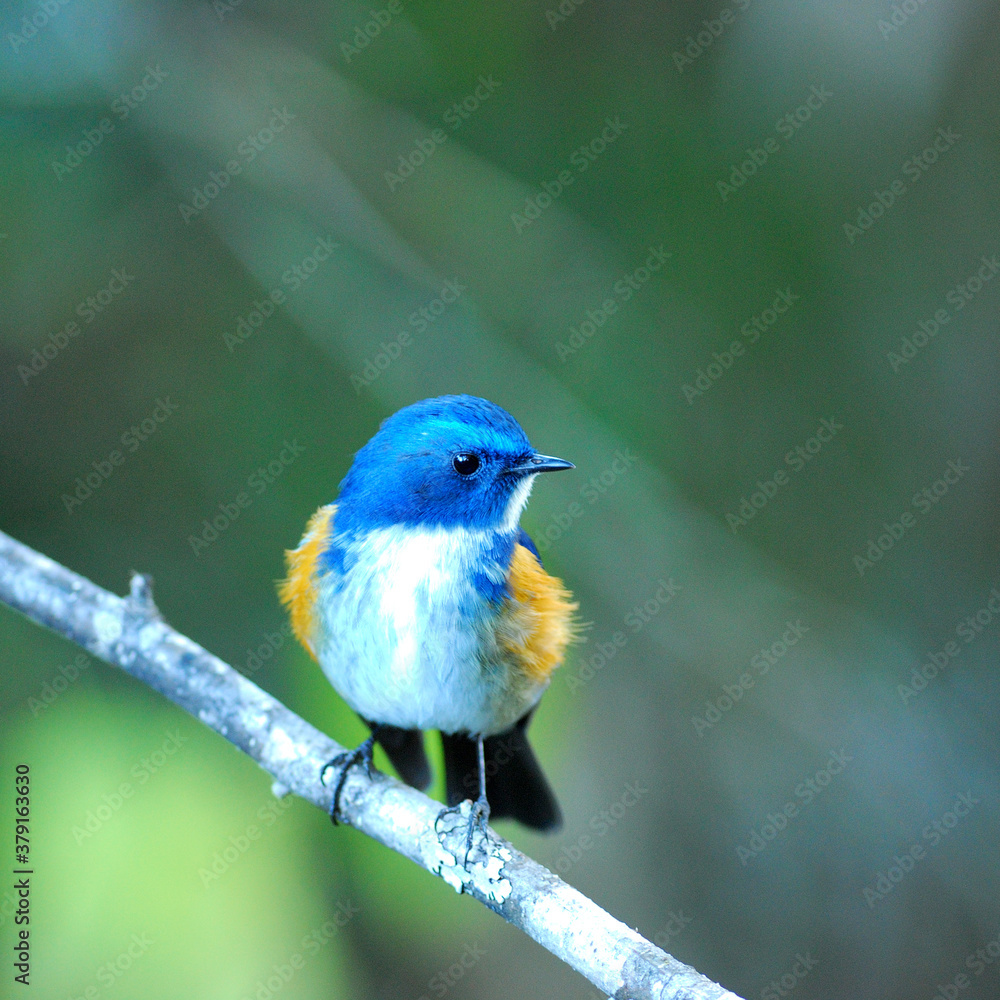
<box><xmin>279</xmin><ymin>394</ymin><xmax>577</xmax><ymax>852</ymax></box>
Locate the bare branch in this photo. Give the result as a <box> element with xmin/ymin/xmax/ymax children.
<box><xmin>0</xmin><ymin>529</ymin><xmax>744</xmax><ymax>1000</ymax></box>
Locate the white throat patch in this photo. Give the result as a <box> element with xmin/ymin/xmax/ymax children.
<box><xmin>501</xmin><ymin>474</ymin><xmax>536</xmax><ymax>533</ymax></box>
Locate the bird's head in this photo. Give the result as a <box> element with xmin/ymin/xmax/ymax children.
<box><xmin>335</xmin><ymin>395</ymin><xmax>573</xmax><ymax>533</ymax></box>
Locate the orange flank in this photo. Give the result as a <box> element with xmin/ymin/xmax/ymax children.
<box><xmin>498</xmin><ymin>543</ymin><xmax>579</xmax><ymax>683</ymax></box>
<box><xmin>279</xmin><ymin>504</ymin><xmax>336</xmax><ymax>661</ymax></box>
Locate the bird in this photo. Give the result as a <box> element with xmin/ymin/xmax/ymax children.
<box><xmin>279</xmin><ymin>394</ymin><xmax>577</xmax><ymax>856</ymax></box>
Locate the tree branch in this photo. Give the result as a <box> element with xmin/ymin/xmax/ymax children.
<box><xmin>0</xmin><ymin>528</ymin><xmax>744</xmax><ymax>1000</ymax></box>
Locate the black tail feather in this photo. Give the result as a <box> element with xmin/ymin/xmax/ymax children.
<box><xmin>440</xmin><ymin>712</ymin><xmax>562</xmax><ymax>832</ymax></box>
<box><xmin>365</xmin><ymin>720</ymin><xmax>432</xmax><ymax>791</ymax></box>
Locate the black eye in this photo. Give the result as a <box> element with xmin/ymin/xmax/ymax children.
<box><xmin>453</xmin><ymin>453</ymin><xmax>480</xmax><ymax>476</ymax></box>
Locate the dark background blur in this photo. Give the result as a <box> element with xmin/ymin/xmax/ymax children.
<box><xmin>2</xmin><ymin>1</ymin><xmax>1000</xmax><ymax>998</ymax></box>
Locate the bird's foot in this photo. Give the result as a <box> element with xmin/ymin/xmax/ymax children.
<box><xmin>320</xmin><ymin>734</ymin><xmax>376</xmax><ymax>825</ymax></box>
<box><xmin>435</xmin><ymin>793</ymin><xmax>496</xmax><ymax>868</ymax></box>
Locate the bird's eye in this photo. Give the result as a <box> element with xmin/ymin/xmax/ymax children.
<box><xmin>452</xmin><ymin>453</ymin><xmax>481</xmax><ymax>476</ymax></box>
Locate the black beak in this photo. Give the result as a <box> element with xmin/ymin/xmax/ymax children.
<box><xmin>509</xmin><ymin>453</ymin><xmax>575</xmax><ymax>475</ymax></box>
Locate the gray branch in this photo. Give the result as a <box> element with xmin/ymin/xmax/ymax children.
<box><xmin>0</xmin><ymin>528</ymin><xmax>744</xmax><ymax>1000</ymax></box>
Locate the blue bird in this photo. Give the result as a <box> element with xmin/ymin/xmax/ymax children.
<box><xmin>280</xmin><ymin>395</ymin><xmax>578</xmax><ymax>852</ymax></box>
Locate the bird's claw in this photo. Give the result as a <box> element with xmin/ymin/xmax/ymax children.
<box><xmin>435</xmin><ymin>795</ymin><xmax>496</xmax><ymax>867</ymax></box>
<box><xmin>320</xmin><ymin>736</ymin><xmax>376</xmax><ymax>825</ymax></box>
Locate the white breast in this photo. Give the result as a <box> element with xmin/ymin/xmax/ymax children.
<box><xmin>314</xmin><ymin>524</ymin><xmax>527</xmax><ymax>735</ymax></box>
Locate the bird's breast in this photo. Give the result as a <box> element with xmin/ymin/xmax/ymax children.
<box><xmin>314</xmin><ymin>523</ymin><xmax>531</xmax><ymax>734</ymax></box>
<box><xmin>282</xmin><ymin>507</ymin><xmax>576</xmax><ymax>736</ymax></box>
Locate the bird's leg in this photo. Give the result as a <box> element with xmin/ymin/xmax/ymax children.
<box><xmin>467</xmin><ymin>734</ymin><xmax>494</xmax><ymax>857</ymax></box>
<box><xmin>435</xmin><ymin>735</ymin><xmax>496</xmax><ymax>867</ymax></box>
<box><xmin>320</xmin><ymin>729</ymin><xmax>379</xmax><ymax>825</ymax></box>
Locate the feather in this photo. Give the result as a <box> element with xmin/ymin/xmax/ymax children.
<box><xmin>278</xmin><ymin>504</ymin><xmax>336</xmax><ymax>660</ymax></box>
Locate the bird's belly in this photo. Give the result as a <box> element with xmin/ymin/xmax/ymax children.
<box><xmin>314</xmin><ymin>529</ymin><xmax>542</xmax><ymax>736</ymax></box>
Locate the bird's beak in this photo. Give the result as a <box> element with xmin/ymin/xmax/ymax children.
<box><xmin>508</xmin><ymin>453</ymin><xmax>575</xmax><ymax>475</ymax></box>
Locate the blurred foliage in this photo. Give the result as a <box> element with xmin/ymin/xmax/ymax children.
<box><xmin>2</xmin><ymin>1</ymin><xmax>1000</xmax><ymax>998</ymax></box>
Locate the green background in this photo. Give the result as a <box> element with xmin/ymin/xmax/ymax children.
<box><xmin>2</xmin><ymin>1</ymin><xmax>999</xmax><ymax>997</ymax></box>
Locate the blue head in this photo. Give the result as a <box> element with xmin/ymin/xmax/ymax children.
<box><xmin>334</xmin><ymin>395</ymin><xmax>573</xmax><ymax>534</ymax></box>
